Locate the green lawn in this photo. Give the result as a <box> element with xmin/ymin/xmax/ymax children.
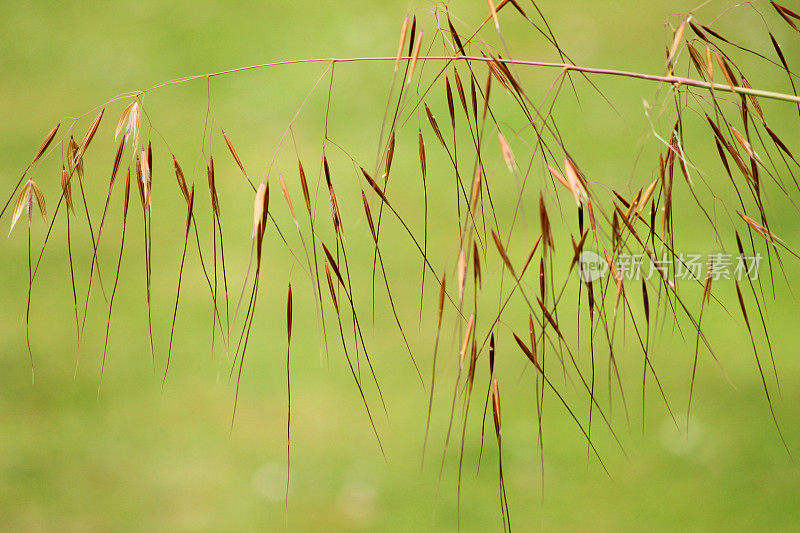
<box><xmin>1</xmin><ymin>1</ymin><xmax>799</xmax><ymax>531</ymax></box>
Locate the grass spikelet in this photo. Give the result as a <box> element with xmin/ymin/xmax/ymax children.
<box><xmin>638</xmin><ymin>178</ymin><xmax>659</xmax><ymax>214</ymax></box>
<box><xmin>667</xmin><ymin>18</ymin><xmax>686</xmax><ymax>66</ymax></box>
<box><xmin>705</xmin><ymin>44</ymin><xmax>714</xmax><ymax>81</ymax></box>
<box><xmin>140</xmin><ymin>148</ymin><xmax>151</xmax><ymax>208</ymax></box>
<box><xmin>9</xmin><ymin>180</ymin><xmax>46</xmax><ymax>236</ymax></box>
<box><xmin>448</xmin><ymin>16</ymin><xmax>465</xmax><ymax>55</ymax></box>
<box><xmin>564</xmin><ymin>157</ymin><xmax>588</xmax><ymax>206</ymax></box>
<box><xmin>324</xmin><ymin>260</ymin><xmax>339</xmax><ymax>314</ymax></box>
<box><xmin>487</xmin><ymin>0</ymin><xmax>500</xmax><ymax>30</ymax></box>
<box><xmin>731</xmin><ymin>126</ymin><xmax>759</xmax><ymax>161</ymax></box>
<box><xmin>208</xmin><ymin>157</ymin><xmax>220</xmax><ymax>217</ymax></box>
<box><xmin>223</xmin><ymin>129</ymin><xmax>248</xmax><ymax>179</ymax></box>
<box><xmin>687</xmin><ymin>43</ymin><xmax>707</xmax><ymax>79</ymax></box>
<box><xmin>539</xmin><ymin>194</ymin><xmax>553</xmax><ymax>251</ymax></box>
<box><xmin>173</xmin><ymin>157</ymin><xmax>190</xmax><ymax>202</ymax></box>
<box><xmin>74</xmin><ymin>109</ymin><xmax>104</xmax><ymax>169</ymax></box>
<box><xmin>418</xmin><ymin>129</ymin><xmax>427</xmax><ymax>179</ymax></box>
<box><xmin>491</xmin><ymin>376</ymin><xmax>511</xmax><ymax>530</ymax></box>
<box><xmin>297</xmin><ymin>159</ymin><xmax>311</xmax><ymax>214</ymax></box>
<box><xmin>453</xmin><ymin>67</ymin><xmax>468</xmax><ymax>118</ymax></box>
<box><xmin>253</xmin><ymin>182</ymin><xmax>267</xmax><ymax>238</ymax></box>
<box><xmin>361</xmin><ymin>167</ymin><xmax>391</xmax><ymax>206</ymax></box>
<box><xmin>482</xmin><ymin>69</ymin><xmax>492</xmax><ymax>121</ymax></box>
<box><xmin>407</xmin><ymin>31</ymin><xmax>423</xmax><ymax>85</ymax></box>
<box><xmin>115</xmin><ymin>100</ymin><xmax>140</xmax><ymax>143</ymax></box>
<box><xmin>772</xmin><ymin>1</ymin><xmax>800</xmax><ymax>32</ymax></box>
<box><xmin>491</xmin><ymin>230</ymin><xmax>516</xmax><ymax>277</ymax></box>
<box><xmin>278</xmin><ymin>173</ymin><xmax>296</xmax><ymax>221</ymax></box>
<box><xmin>61</xmin><ymin>166</ymin><xmax>74</xmax><ymax>215</ymax></box>
<box><xmin>0</xmin><ymin>123</ymin><xmax>58</xmax><ymax>222</ymax></box>
<box><xmin>714</xmin><ymin>51</ymin><xmax>738</xmax><ymax>92</ymax></box>
<box><xmin>424</xmin><ymin>103</ymin><xmax>446</xmax><ymax>149</ymax></box>
<box><xmin>497</xmin><ymin>131</ymin><xmax>516</xmax><ymax>173</ymax></box>
<box><xmin>740</xmin><ymin>77</ymin><xmax>765</xmax><ymax>121</ymax></box>
<box><xmin>32</xmin><ymin>122</ymin><xmax>59</xmax><ymax>165</ymax></box>
<box><xmin>469</xmin><ymin>167</ymin><xmax>482</xmax><ymax>214</ymax></box>
<box><xmin>361</xmin><ymin>191</ymin><xmax>377</xmax><ymax>242</ymax></box>
<box><xmin>135</xmin><ymin>157</ymin><xmax>144</xmax><ymax>206</ymax></box>
<box><xmin>395</xmin><ymin>15</ymin><xmax>409</xmax><ymax>72</ymax></box>
<box><xmin>459</xmin><ymin>314</ymin><xmax>475</xmax><ymax>368</ymax></box>
<box><xmin>514</xmin><ymin>332</ymin><xmax>540</xmax><ymax>371</ymax></box>
<box><xmin>324</xmin><ymin>157</ymin><xmax>343</xmax><ymax>234</ymax></box>
<box><xmin>470</xmin><ymin>73</ymin><xmax>478</xmax><ymax>125</ymax></box>
<box><xmin>446</xmin><ymin>78</ymin><xmax>456</xmax><ymax>130</ymax></box>
<box><xmin>16</xmin><ymin>178</ymin><xmax>46</xmax><ymax>383</ymax></box>
<box><xmin>417</xmin><ymin>129</ymin><xmax>429</xmax><ymax>319</ymax></box>
<box><xmin>67</xmin><ymin>137</ymin><xmax>83</xmax><ymax>181</ymax></box>
<box><xmin>491</xmin><ymin>378</ymin><xmax>501</xmax><ymax>440</ymax></box>
<box><xmin>738</xmin><ymin>211</ymin><xmax>775</xmax><ymax>242</ymax></box>
<box><xmin>548</xmin><ymin>164</ymin><xmax>570</xmax><ymax>189</ymax></box>
<box><xmin>407</xmin><ymin>15</ymin><xmax>416</xmax><ymax>56</ymax></box>
<box><xmin>457</xmin><ymin>248</ymin><xmax>467</xmax><ymax>301</ymax></box>
<box><xmin>385</xmin><ymin>132</ymin><xmax>395</xmax><ymax>179</ymax></box>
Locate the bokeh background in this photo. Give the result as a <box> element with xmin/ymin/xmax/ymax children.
<box><xmin>2</xmin><ymin>1</ymin><xmax>800</xmax><ymax>530</ymax></box>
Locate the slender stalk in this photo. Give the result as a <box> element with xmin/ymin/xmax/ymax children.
<box><xmin>139</xmin><ymin>55</ymin><xmax>800</xmax><ymax>104</ymax></box>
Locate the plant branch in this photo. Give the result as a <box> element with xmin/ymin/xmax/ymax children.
<box><xmin>141</xmin><ymin>55</ymin><xmax>800</xmax><ymax>104</ymax></box>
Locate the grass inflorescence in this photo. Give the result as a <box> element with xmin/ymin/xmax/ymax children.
<box><xmin>6</xmin><ymin>1</ymin><xmax>800</xmax><ymax>529</ymax></box>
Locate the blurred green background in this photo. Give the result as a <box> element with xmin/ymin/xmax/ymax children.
<box><xmin>2</xmin><ymin>1</ymin><xmax>800</xmax><ymax>531</ymax></box>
